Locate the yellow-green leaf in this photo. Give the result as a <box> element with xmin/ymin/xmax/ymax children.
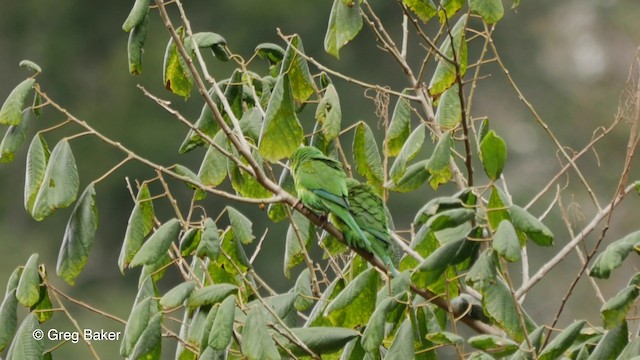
<box><xmin>315</xmin><ymin>84</ymin><xmax>341</xmax><ymax>142</ymax></box>
<box><xmin>118</xmin><ymin>184</ymin><xmax>154</xmax><ymax>272</ymax></box>
<box><xmin>16</xmin><ymin>254</ymin><xmax>40</xmax><ymax>308</ymax></box>
<box><xmin>470</xmin><ymin>0</ymin><xmax>504</xmax><ymax>24</ymax></box>
<box><xmin>284</xmin><ymin>212</ymin><xmax>314</xmax><ymax>277</ymax></box>
<box><xmin>428</xmin><ymin>14</ymin><xmax>468</xmax><ymax>96</ymax></box>
<box><xmin>590</xmin><ymin>231</ymin><xmax>640</xmax><ymax>279</ymax></box>
<box><xmin>56</xmin><ymin>184</ymin><xmax>98</xmax><ymax>285</ymax></box>
<box><xmin>258</xmin><ymin>74</ymin><xmax>303</xmax><ymax>162</ymax></box>
<box><xmin>385</xmin><ymin>91</ymin><xmax>412</xmax><ymax>157</ymax></box>
<box><xmin>24</xmin><ymin>136</ymin><xmax>49</xmax><ymax>218</ymax></box>
<box><xmin>281</xmin><ymin>35</ymin><xmax>315</xmax><ymax>102</ymax></box>
<box><xmin>480</xmin><ymin>130</ymin><xmax>507</xmax><ymax>180</ymax></box>
<box><xmin>390</xmin><ymin>123</ymin><xmax>425</xmax><ymax>183</ymax></box>
<box><xmin>435</xmin><ymin>84</ymin><xmax>462</xmax><ymax>130</ymax></box>
<box><xmin>493</xmin><ymin>220</ymin><xmax>520</xmax><ymax>262</ymax></box>
<box><xmin>162</xmin><ymin>28</ymin><xmax>192</xmax><ymax>98</ymax></box>
<box><xmin>324</xmin><ymin>0</ymin><xmax>363</xmax><ymax>58</ymax></box>
<box><xmin>0</xmin><ymin>78</ymin><xmax>35</xmax><ymax>126</ymax></box>
<box><xmin>227</xmin><ymin>207</ymin><xmax>255</xmax><ymax>244</ymax></box>
<box><xmin>353</xmin><ymin>122</ymin><xmax>384</xmax><ymax>192</ymax></box>
<box><xmin>0</xmin><ymin>108</ymin><xmax>33</xmax><ymax>163</ymax></box>
<box><xmin>403</xmin><ymin>0</ymin><xmax>437</xmax><ymax>22</ymax></box>
<box><xmin>426</xmin><ymin>131</ymin><xmax>453</xmax><ymax>189</ymax></box>
<box><xmin>386</xmin><ymin>159</ymin><xmax>429</xmax><ymax>193</ymax></box>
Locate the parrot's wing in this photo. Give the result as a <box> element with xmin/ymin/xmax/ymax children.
<box><xmin>312</xmin><ymin>188</ymin><xmax>350</xmax><ymax>209</ymax></box>
<box><xmin>326</xmin><ymin>202</ymin><xmax>372</xmax><ymax>250</ymax></box>
<box><xmin>296</xmin><ymin>158</ymin><xmax>348</xmax><ymax>202</ymax></box>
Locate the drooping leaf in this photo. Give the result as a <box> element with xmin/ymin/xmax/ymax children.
<box><xmin>390</xmin><ymin>124</ymin><xmax>425</xmax><ymax>183</ymax></box>
<box><xmin>426</xmin><ymin>208</ymin><xmax>474</xmax><ymax>231</ymax></box>
<box><xmin>386</xmin><ymin>159</ymin><xmax>429</xmax><ymax>192</ymax></box>
<box><xmin>160</xmin><ymin>281</ymin><xmax>196</xmax><ymax>309</ymax></box>
<box><xmin>179</xmin><ymin>92</ymin><xmax>222</xmax><ymax>154</ymax></box>
<box><xmin>258</xmin><ymin>74</ymin><xmax>303</xmax><ymax>162</ymax></box>
<box><xmin>468</xmin><ymin>334</ymin><xmax>519</xmax><ymax>357</ymax></box>
<box><xmin>118</xmin><ymin>184</ymin><xmax>154</xmax><ymax>272</ymax></box>
<box><xmin>56</xmin><ymin>184</ymin><xmax>98</xmax><ymax>285</ymax></box>
<box><xmin>425</xmin><ymin>131</ymin><xmax>453</xmax><ymax>189</ymax></box>
<box><xmin>185</xmin><ymin>32</ymin><xmax>228</xmax><ymax>61</ymax></box>
<box><xmin>294</xmin><ymin>268</ymin><xmax>314</xmax><ymax>311</ymax></box>
<box><xmin>324</xmin><ymin>268</ymin><xmax>378</xmax><ymax>328</ymax></box>
<box><xmin>30</xmin><ymin>140</ymin><xmax>79</xmax><ymax>221</ymax></box>
<box><xmin>492</xmin><ymin>220</ymin><xmax>520</xmax><ymax>262</ymax></box>
<box><xmin>19</xmin><ymin>60</ymin><xmax>41</xmax><ymax>74</ymax></box>
<box><xmin>16</xmin><ymin>254</ymin><xmax>40</xmax><ymax>308</ymax></box>
<box><xmin>277</xmin><ymin>327</ymin><xmax>359</xmax><ymax>357</ymax></box>
<box><xmin>510</xmin><ymin>326</ymin><xmax>546</xmax><ymax>360</ymax></box>
<box><xmin>426</xmin><ymin>331</ymin><xmax>464</xmax><ymax>345</ymax></box>
<box><xmin>413</xmin><ymin>237</ymin><xmax>471</xmax><ymax>286</ymax></box>
<box><xmin>0</xmin><ymin>292</ymin><xmax>18</xmax><ymax>351</ymax></box>
<box><xmin>315</xmin><ymin>83</ymin><xmax>341</xmax><ymax>142</ymax></box>
<box><xmin>267</xmin><ymin>168</ymin><xmax>296</xmax><ymax>222</ymax></box>
<box><xmin>480</xmin><ymin>130</ymin><xmax>507</xmax><ymax>181</ymax></box>
<box><xmin>281</xmin><ymin>35</ymin><xmax>315</xmax><ymax>102</ymax></box>
<box><xmin>437</xmin><ymin>0</ymin><xmax>464</xmax><ymax>23</ymax></box>
<box><xmin>600</xmin><ymin>274</ymin><xmax>640</xmax><ymax>329</ymax></box>
<box><xmin>413</xmin><ymin>196</ymin><xmax>464</xmax><ymax>228</ymax></box>
<box><xmin>241</xmin><ymin>306</ymin><xmax>280</xmax><ymax>360</ymax></box>
<box><xmin>435</xmin><ymin>84</ymin><xmax>462</xmax><ymax>130</ymax></box>
<box><xmin>0</xmin><ymin>108</ymin><xmax>33</xmax><ymax>163</ymax></box>
<box><xmin>129</xmin><ymin>218</ymin><xmax>181</xmax><ymax>268</ymax></box>
<box><xmin>487</xmin><ymin>185</ymin><xmax>509</xmax><ymax>231</ymax></box>
<box><xmin>428</xmin><ymin>14</ymin><xmax>468</xmax><ymax>96</ymax></box>
<box><xmin>120</xmin><ymin>297</ymin><xmax>160</xmax><ymax>357</ymax></box>
<box><xmin>256</xmin><ymin>43</ymin><xmax>286</xmax><ymax>65</ymax></box>
<box><xmin>361</xmin><ymin>297</ymin><xmax>397</xmax><ymax>352</ymax></box>
<box><xmin>229</xmin><ymin>149</ymin><xmax>272</xmax><ymax>199</ymax></box>
<box><xmin>353</xmin><ymin>122</ymin><xmax>384</xmax><ymax>192</ymax></box>
<box><xmin>196</xmin><ymin>218</ymin><xmax>221</xmax><ymax>260</ymax></box>
<box><xmin>197</xmin><ymin>131</ymin><xmax>228</xmax><ymax>187</ymax></box>
<box><xmin>227</xmin><ymin>206</ymin><xmax>255</xmax><ymax>245</ymax></box>
<box><xmin>0</xmin><ymin>78</ymin><xmax>35</xmax><ymax>126</ymax></box>
<box><xmin>324</xmin><ymin>0</ymin><xmax>363</xmax><ymax>58</ymax></box>
<box><xmin>538</xmin><ymin>320</ymin><xmax>587</xmax><ymax>360</ymax></box>
<box><xmin>385</xmin><ymin>91</ymin><xmax>412</xmax><ymax>157</ymax></box>
<box><xmin>482</xmin><ymin>280</ymin><xmax>536</xmax><ymax>342</ymax></box>
<box><xmin>586</xmin><ymin>321</ymin><xmax>628</xmax><ymax>360</ymax></box>
<box><xmin>590</xmin><ymin>231</ymin><xmax>640</xmax><ymax>279</ymax></box>
<box><xmin>162</xmin><ymin>27</ymin><xmax>192</xmax><ymax>98</ymax></box>
<box><xmin>470</xmin><ymin>0</ymin><xmax>504</xmax><ymax>24</ymax></box>
<box><xmin>284</xmin><ymin>212</ymin><xmax>314</xmax><ymax>277</ymax></box>
<box><xmin>403</xmin><ymin>0</ymin><xmax>437</xmax><ymax>22</ymax></box>
<box><xmin>129</xmin><ymin>312</ymin><xmax>162</xmax><ymax>360</ymax></box>
<box><xmin>188</xmin><ymin>284</ymin><xmax>237</xmax><ymax>309</ymax></box>
<box><xmin>121</xmin><ymin>0</ymin><xmax>150</xmax><ymax>32</ymax></box>
<box><xmin>208</xmin><ymin>294</ymin><xmax>236</xmax><ymax>350</ymax></box>
<box><xmin>127</xmin><ymin>9</ymin><xmax>149</xmax><ymax>75</ymax></box>
<box><xmin>509</xmin><ymin>205</ymin><xmax>554</xmax><ymax>247</ymax></box>
<box><xmin>386</xmin><ymin>318</ymin><xmax>415</xmax><ymax>360</ymax></box>
<box><xmin>24</xmin><ymin>135</ymin><xmax>49</xmax><ymax>214</ymax></box>
<box><xmin>5</xmin><ymin>314</ymin><xmax>43</xmax><ymax>360</ymax></box>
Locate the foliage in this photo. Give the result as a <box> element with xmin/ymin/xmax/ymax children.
<box><xmin>1</xmin><ymin>0</ymin><xmax>639</xmax><ymax>359</ymax></box>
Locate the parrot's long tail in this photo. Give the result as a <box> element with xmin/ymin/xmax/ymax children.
<box><xmin>328</xmin><ymin>203</ymin><xmax>372</xmax><ymax>250</ymax></box>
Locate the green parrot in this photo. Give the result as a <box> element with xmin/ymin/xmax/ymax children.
<box><xmin>332</xmin><ymin>178</ymin><xmax>397</xmax><ymax>276</ymax></box>
<box><xmin>289</xmin><ymin>146</ymin><xmax>372</xmax><ymax>251</ymax></box>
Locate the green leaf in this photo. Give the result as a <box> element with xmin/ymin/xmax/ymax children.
<box><xmin>600</xmin><ymin>274</ymin><xmax>640</xmax><ymax>329</ymax></box>
<box><xmin>120</xmin><ymin>297</ymin><xmax>159</xmax><ymax>357</ymax></box>
<box><xmin>278</xmin><ymin>327</ymin><xmax>359</xmax><ymax>357</ymax></box>
<box><xmin>56</xmin><ymin>184</ymin><xmax>98</xmax><ymax>285</ymax></box>
<box><xmin>0</xmin><ymin>78</ymin><xmax>35</xmax><ymax>126</ymax></box>
<box><xmin>428</xmin><ymin>14</ymin><xmax>467</xmax><ymax>96</ymax></box>
<box><xmin>127</xmin><ymin>9</ymin><xmax>149</xmax><ymax>75</ymax></box>
<box><xmin>482</xmin><ymin>279</ymin><xmax>536</xmax><ymax>342</ymax></box>
<box><xmin>188</xmin><ymin>284</ymin><xmax>237</xmax><ymax>309</ymax></box>
<box><xmin>413</xmin><ymin>196</ymin><xmax>464</xmax><ymax>228</ymax></box>
<box><xmin>118</xmin><ymin>184</ymin><xmax>154</xmax><ymax>272</ymax></box>
<box><xmin>209</xmin><ymin>294</ymin><xmax>236</xmax><ymax>350</ymax></box>
<box><xmin>426</xmin><ymin>208</ymin><xmax>474</xmax><ymax>231</ymax></box>
<box><xmin>162</xmin><ymin>28</ymin><xmax>192</xmax><ymax>98</ymax></box>
<box><xmin>435</xmin><ymin>84</ymin><xmax>462</xmax><ymax>130</ymax></box>
<box><xmin>315</xmin><ymin>84</ymin><xmax>341</xmax><ymax>142</ymax></box>
<box><xmin>258</xmin><ymin>74</ymin><xmax>303</xmax><ymax>162</ymax></box>
<box><xmin>386</xmin><ymin>159</ymin><xmax>429</xmax><ymax>192</ymax></box>
<box><xmin>487</xmin><ymin>185</ymin><xmax>509</xmax><ymax>231</ymax></box>
<box><xmin>196</xmin><ymin>218</ymin><xmax>221</xmax><ymax>260</ymax></box>
<box><xmin>24</xmin><ymin>135</ymin><xmax>49</xmax><ymax>214</ymax></box>
<box><xmin>294</xmin><ymin>268</ymin><xmax>314</xmax><ymax>311</ymax></box>
<box><xmin>470</xmin><ymin>0</ymin><xmax>504</xmax><ymax>24</ymax></box>
<box><xmin>0</xmin><ymin>108</ymin><xmax>33</xmax><ymax>163</ymax></box>
<box><xmin>361</xmin><ymin>297</ymin><xmax>396</xmax><ymax>352</ymax></box>
<box><xmin>326</xmin><ymin>269</ymin><xmax>378</xmax><ymax>328</ymax></box>
<box><xmin>179</xmin><ymin>93</ymin><xmax>221</xmax><ymax>154</ymax></box>
<box><xmin>468</xmin><ymin>335</ymin><xmax>518</xmax><ymax>357</ymax></box>
<box><xmin>0</xmin><ymin>292</ymin><xmax>18</xmax><ymax>351</ymax></box>
<box><xmin>5</xmin><ymin>314</ymin><xmax>43</xmax><ymax>360</ymax></box>
<box><xmin>386</xmin><ymin>318</ymin><xmax>414</xmax><ymax>359</ymax></box>
<box><xmin>586</xmin><ymin>321</ymin><xmax>628</xmax><ymax>360</ymax></box>
<box><xmin>480</xmin><ymin>130</ymin><xmax>507</xmax><ymax>180</ymax></box>
<box><xmin>324</xmin><ymin>0</ymin><xmax>363</xmax><ymax>58</ymax></box>
<box><xmin>426</xmin><ymin>131</ymin><xmax>453</xmax><ymax>189</ymax></box>
<box><xmin>16</xmin><ymin>254</ymin><xmax>40</xmax><ymax>308</ymax></box>
<box><xmin>493</xmin><ymin>220</ymin><xmax>520</xmax><ymax>262</ymax></box>
<box><xmin>414</xmin><ymin>237</ymin><xmax>470</xmax><ymax>285</ymax></box>
<box><xmin>538</xmin><ymin>320</ymin><xmax>587</xmax><ymax>360</ymax></box>
<box><xmin>385</xmin><ymin>91</ymin><xmax>412</xmax><ymax>157</ymax></box>
<box><xmin>390</xmin><ymin>123</ymin><xmax>425</xmax><ymax>183</ymax></box>
<box><xmin>590</xmin><ymin>231</ymin><xmax>640</xmax><ymax>279</ymax></box>
<box><xmin>31</xmin><ymin>140</ymin><xmax>79</xmax><ymax>221</ymax></box>
<box><xmin>284</xmin><ymin>212</ymin><xmax>314</xmax><ymax>277</ymax></box>
<box><xmin>426</xmin><ymin>331</ymin><xmax>464</xmax><ymax>345</ymax></box>
<box><xmin>197</xmin><ymin>131</ymin><xmax>228</xmax><ymax>187</ymax></box>
<box><xmin>281</xmin><ymin>35</ymin><xmax>315</xmax><ymax>102</ymax></box>
<box><xmin>129</xmin><ymin>218</ymin><xmax>181</xmax><ymax>268</ymax></box>
<box><xmin>160</xmin><ymin>281</ymin><xmax>196</xmax><ymax>309</ymax></box>
<box><xmin>267</xmin><ymin>168</ymin><xmax>296</xmax><ymax>222</ymax></box>
<box><xmin>403</xmin><ymin>0</ymin><xmax>437</xmax><ymax>22</ymax></box>
<box><xmin>227</xmin><ymin>206</ymin><xmax>255</xmax><ymax>244</ymax></box>
<box><xmin>130</xmin><ymin>312</ymin><xmax>162</xmax><ymax>360</ymax></box>
<box><xmin>174</xmin><ymin>164</ymin><xmax>206</xmax><ymax>200</ymax></box>
<box><xmin>186</xmin><ymin>32</ymin><xmax>228</xmax><ymax>61</ymax></box>
<box><xmin>509</xmin><ymin>205</ymin><xmax>554</xmax><ymax>247</ymax></box>
<box><xmin>256</xmin><ymin>43</ymin><xmax>286</xmax><ymax>65</ymax></box>
<box><xmin>241</xmin><ymin>306</ymin><xmax>280</xmax><ymax>360</ymax></box>
<box><xmin>353</xmin><ymin>122</ymin><xmax>384</xmax><ymax>192</ymax></box>
<box><xmin>618</xmin><ymin>337</ymin><xmax>640</xmax><ymax>360</ymax></box>
<box><xmin>179</xmin><ymin>227</ymin><xmax>201</xmax><ymax>257</ymax></box>
<box><xmin>438</xmin><ymin>0</ymin><xmax>464</xmax><ymax>22</ymax></box>
<box><xmin>121</xmin><ymin>0</ymin><xmax>149</xmax><ymax>31</ymax></box>
<box><xmin>19</xmin><ymin>60</ymin><xmax>42</xmax><ymax>74</ymax></box>
<box><xmin>510</xmin><ymin>326</ymin><xmax>546</xmax><ymax>360</ymax></box>
<box><xmin>229</xmin><ymin>149</ymin><xmax>272</xmax><ymax>199</ymax></box>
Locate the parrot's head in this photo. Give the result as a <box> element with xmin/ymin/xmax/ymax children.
<box><xmin>289</xmin><ymin>146</ymin><xmax>323</xmax><ymax>172</ymax></box>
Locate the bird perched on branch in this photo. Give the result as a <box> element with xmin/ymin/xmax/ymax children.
<box><xmin>289</xmin><ymin>146</ymin><xmax>396</xmax><ymax>275</ymax></box>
